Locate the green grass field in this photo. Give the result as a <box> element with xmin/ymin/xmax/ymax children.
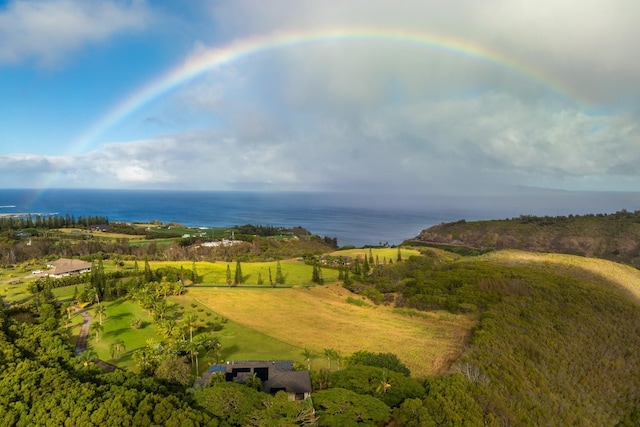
<box><xmin>148</xmin><ymin>259</ymin><xmax>340</xmax><ymax>287</ymax></box>
<box><xmin>329</xmin><ymin>247</ymin><xmax>420</xmax><ymax>262</ymax></box>
<box><xmin>81</xmin><ymin>296</ymin><xmax>307</xmax><ymax>374</ymax></box>
<box><xmin>85</xmin><ymin>299</ymin><xmax>157</xmax><ymax>368</ymax></box>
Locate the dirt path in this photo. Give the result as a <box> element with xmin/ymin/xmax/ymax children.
<box><xmin>74</xmin><ymin>307</ymin><xmax>91</xmax><ymax>355</ymax></box>
<box><xmin>73</xmin><ymin>306</ymin><xmax>117</xmax><ymax>372</ymax></box>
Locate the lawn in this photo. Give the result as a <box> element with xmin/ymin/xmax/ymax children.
<box><xmin>86</xmin><ymin>299</ymin><xmax>157</xmax><ymax>368</ymax></box>
<box><xmin>170</xmin><ymin>293</ymin><xmax>303</xmax><ymax>364</ymax></box>
<box><xmin>81</xmin><ymin>295</ymin><xmax>307</xmax><ymax>374</ymax></box>
<box><xmin>329</xmin><ymin>247</ymin><xmax>421</xmax><ymax>262</ymax></box>
<box><xmin>148</xmin><ymin>259</ymin><xmax>340</xmax><ymax>287</ymax></box>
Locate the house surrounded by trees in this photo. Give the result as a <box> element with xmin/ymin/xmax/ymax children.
<box><xmin>47</xmin><ymin>258</ymin><xmax>92</xmax><ymax>278</ymax></box>
<box><xmin>202</xmin><ymin>360</ymin><xmax>312</xmax><ymax>401</ymax></box>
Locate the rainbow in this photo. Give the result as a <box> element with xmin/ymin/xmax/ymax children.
<box><xmin>72</xmin><ymin>27</ymin><xmax>569</xmax><ymax>155</ymax></box>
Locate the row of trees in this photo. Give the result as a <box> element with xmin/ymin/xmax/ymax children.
<box><xmin>224</xmin><ymin>260</ymin><xmax>286</xmax><ymax>287</ymax></box>
<box><xmin>0</xmin><ymin>214</ymin><xmax>109</xmax><ymax>232</ymax></box>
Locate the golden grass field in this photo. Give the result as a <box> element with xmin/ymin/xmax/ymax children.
<box><xmin>482</xmin><ymin>250</ymin><xmax>640</xmax><ymax>302</ymax></box>
<box><xmin>187</xmin><ymin>284</ymin><xmax>475</xmax><ymax>378</ymax></box>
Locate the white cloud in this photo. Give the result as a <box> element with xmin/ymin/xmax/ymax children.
<box><xmin>3</xmin><ymin>90</ymin><xmax>639</xmax><ymax>193</ymax></box>
<box><xmin>0</xmin><ymin>0</ymin><xmax>151</xmax><ymax>66</ymax></box>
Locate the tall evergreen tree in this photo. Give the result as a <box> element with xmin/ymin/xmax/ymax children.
<box><xmin>275</xmin><ymin>260</ymin><xmax>285</xmax><ymax>285</ymax></box>
<box><xmin>191</xmin><ymin>261</ymin><xmax>199</xmax><ymax>284</ymax></box>
<box><xmin>344</xmin><ymin>268</ymin><xmax>352</xmax><ymax>286</ymax></box>
<box><xmin>234</xmin><ymin>260</ymin><xmax>243</xmax><ymax>285</ymax></box>
<box><xmin>226</xmin><ymin>264</ymin><xmax>232</xmax><ymax>287</ymax></box>
<box><xmin>144</xmin><ymin>258</ymin><xmax>153</xmax><ymax>283</ymax></box>
<box><xmin>312</xmin><ymin>263</ymin><xmax>323</xmax><ymax>284</ymax></box>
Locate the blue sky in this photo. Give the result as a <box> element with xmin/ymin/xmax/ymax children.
<box><xmin>1</xmin><ymin>0</ymin><xmax>639</xmax><ymax>194</ymax></box>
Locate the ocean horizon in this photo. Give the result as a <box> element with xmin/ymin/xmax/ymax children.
<box><xmin>1</xmin><ymin>188</ymin><xmax>639</xmax><ymax>247</ymax></box>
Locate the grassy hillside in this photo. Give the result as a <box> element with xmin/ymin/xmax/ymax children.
<box><xmin>187</xmin><ymin>284</ymin><xmax>474</xmax><ymax>378</ymax></box>
<box><xmin>458</xmin><ymin>253</ymin><xmax>640</xmax><ymax>425</ymax></box>
<box><xmin>4</xmin><ymin>238</ymin><xmax>640</xmax><ymax>424</ymax></box>
<box><xmin>413</xmin><ymin>210</ymin><xmax>640</xmax><ymax>267</ymax></box>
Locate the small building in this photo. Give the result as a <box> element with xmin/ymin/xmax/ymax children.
<box><xmin>47</xmin><ymin>258</ymin><xmax>92</xmax><ymax>278</ymax></box>
<box><xmin>202</xmin><ymin>360</ymin><xmax>312</xmax><ymax>400</ymax></box>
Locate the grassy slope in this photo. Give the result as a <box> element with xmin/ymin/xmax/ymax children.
<box><xmin>482</xmin><ymin>249</ymin><xmax>640</xmax><ymax>301</ymax></box>
<box><xmin>456</xmin><ymin>250</ymin><xmax>640</xmax><ymax>425</ymax></box>
<box><xmin>187</xmin><ymin>284</ymin><xmax>474</xmax><ymax>378</ymax></box>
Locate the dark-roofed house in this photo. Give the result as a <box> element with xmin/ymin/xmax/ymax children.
<box><xmin>47</xmin><ymin>258</ymin><xmax>92</xmax><ymax>278</ymax></box>
<box><xmin>204</xmin><ymin>360</ymin><xmax>312</xmax><ymax>400</ymax></box>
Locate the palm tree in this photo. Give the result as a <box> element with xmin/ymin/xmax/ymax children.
<box><xmin>195</xmin><ymin>333</ymin><xmax>222</xmax><ymax>364</ymax></box>
<box><xmin>376</xmin><ymin>369</ymin><xmax>392</xmax><ymax>394</ymax></box>
<box><xmin>333</xmin><ymin>349</ymin><xmax>342</xmax><ymax>370</ymax></box>
<box><xmin>185</xmin><ymin>340</ymin><xmax>200</xmax><ymax>373</ymax></box>
<box><xmin>94</xmin><ymin>303</ymin><xmax>107</xmax><ymax>326</ymax></box>
<box><xmin>158</xmin><ymin>319</ymin><xmax>179</xmax><ymax>341</ymax></box>
<box><xmin>245</xmin><ymin>372</ymin><xmax>262</xmax><ymax>391</ymax></box>
<box><xmin>182</xmin><ymin>313</ymin><xmax>199</xmax><ymax>342</ymax></box>
<box><xmin>62</xmin><ymin>316</ymin><xmax>72</xmax><ymax>331</ymax></box>
<box><xmin>301</xmin><ymin>348</ymin><xmax>314</xmax><ymax>370</ymax></box>
<box><xmin>77</xmin><ymin>350</ymin><xmax>97</xmax><ymax>368</ymax></box>
<box><xmin>110</xmin><ymin>338</ymin><xmax>126</xmax><ymax>360</ymax></box>
<box><xmin>154</xmin><ymin>299</ymin><xmax>168</xmax><ymax>321</ymax></box>
<box><xmin>132</xmin><ymin>349</ymin><xmax>154</xmax><ymax>375</ymax></box>
<box><xmin>323</xmin><ymin>348</ymin><xmax>334</xmax><ymax>370</ymax></box>
<box><xmin>90</xmin><ymin>322</ymin><xmax>104</xmax><ymax>342</ymax></box>
<box><xmin>60</xmin><ymin>301</ymin><xmax>73</xmax><ymax>320</ymax></box>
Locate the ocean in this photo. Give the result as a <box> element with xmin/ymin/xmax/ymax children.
<box><xmin>1</xmin><ymin>188</ymin><xmax>639</xmax><ymax>247</ymax></box>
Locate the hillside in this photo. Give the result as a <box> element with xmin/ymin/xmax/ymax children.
<box><xmin>186</xmin><ymin>285</ymin><xmax>474</xmax><ymax>378</ymax></box>
<box><xmin>412</xmin><ymin>210</ymin><xmax>640</xmax><ymax>267</ymax></box>
<box><xmin>455</xmin><ymin>251</ymin><xmax>640</xmax><ymax>425</ymax></box>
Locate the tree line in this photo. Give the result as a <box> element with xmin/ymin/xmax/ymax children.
<box><xmin>0</xmin><ymin>214</ymin><xmax>109</xmax><ymax>232</ymax></box>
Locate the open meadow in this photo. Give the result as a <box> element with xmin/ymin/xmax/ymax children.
<box><xmin>185</xmin><ymin>284</ymin><xmax>475</xmax><ymax>378</ymax></box>
<box><xmin>150</xmin><ymin>259</ymin><xmax>341</xmax><ymax>286</ymax></box>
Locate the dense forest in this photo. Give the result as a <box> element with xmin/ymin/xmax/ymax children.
<box><xmin>413</xmin><ymin>210</ymin><xmax>640</xmax><ymax>267</ymax></box>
